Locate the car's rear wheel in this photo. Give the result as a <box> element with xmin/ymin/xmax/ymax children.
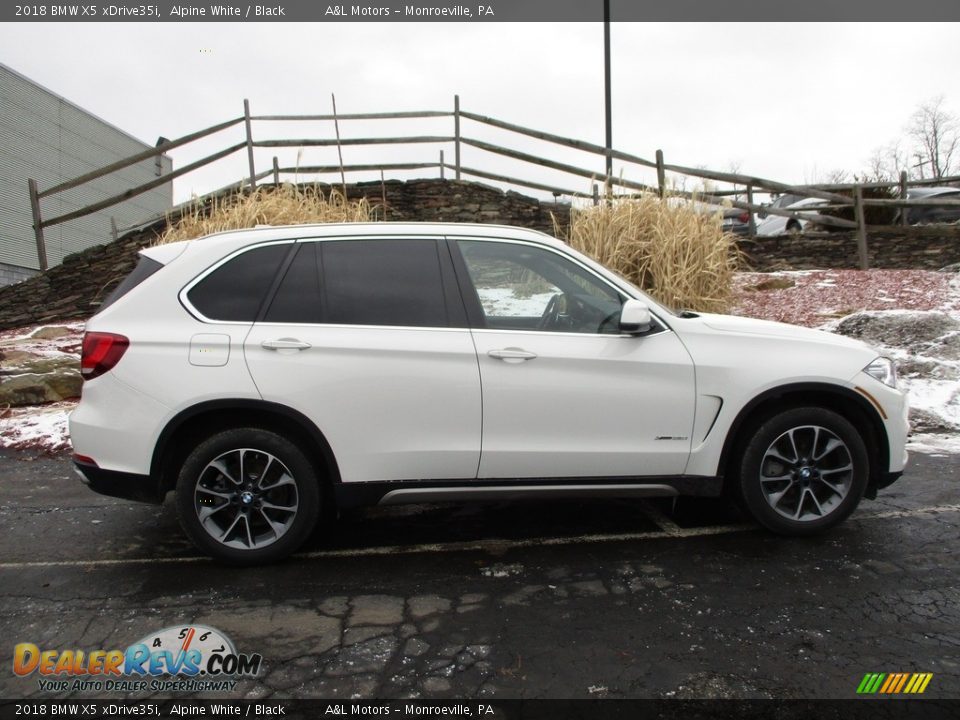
<box><xmin>738</xmin><ymin>407</ymin><xmax>869</xmax><ymax>535</ymax></box>
<box><xmin>176</xmin><ymin>428</ymin><xmax>320</xmax><ymax>564</ymax></box>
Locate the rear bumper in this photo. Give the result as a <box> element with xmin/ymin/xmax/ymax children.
<box><xmin>74</xmin><ymin>461</ymin><xmax>165</xmax><ymax>505</ymax></box>
<box><xmin>877</xmin><ymin>470</ymin><xmax>904</xmax><ymax>490</ymax></box>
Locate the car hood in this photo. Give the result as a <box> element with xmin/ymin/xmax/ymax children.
<box><xmin>693</xmin><ymin>312</ymin><xmax>876</xmax><ymax>352</ymax></box>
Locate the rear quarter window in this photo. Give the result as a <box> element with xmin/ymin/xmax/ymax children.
<box><xmin>186</xmin><ymin>243</ymin><xmax>290</xmax><ymax>322</ymax></box>
<box><xmin>97</xmin><ymin>256</ymin><xmax>163</xmax><ymax>313</ymax></box>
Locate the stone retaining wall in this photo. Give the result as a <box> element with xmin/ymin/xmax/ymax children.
<box><xmin>0</xmin><ymin>180</ymin><xmax>567</xmax><ymax>331</ymax></box>
<box><xmin>0</xmin><ymin>179</ymin><xmax>957</xmax><ymax>331</ymax></box>
<box><xmin>739</xmin><ymin>225</ymin><xmax>960</xmax><ymax>271</ymax></box>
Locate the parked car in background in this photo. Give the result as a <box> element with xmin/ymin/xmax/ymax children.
<box><xmin>756</xmin><ymin>195</ymin><xmax>825</xmax><ymax>236</ymax></box>
<box><xmin>70</xmin><ymin>223</ymin><xmax>909</xmax><ymax>564</ymax></box>
<box><xmin>721</xmin><ymin>207</ymin><xmax>753</xmax><ymax>236</ymax></box>
<box><xmin>901</xmin><ymin>186</ymin><xmax>960</xmax><ymax>225</ymax></box>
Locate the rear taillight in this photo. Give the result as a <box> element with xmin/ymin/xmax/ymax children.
<box><xmin>738</xmin><ymin>211</ymin><xmax>750</xmax><ymax>223</ymax></box>
<box><xmin>81</xmin><ymin>332</ymin><xmax>129</xmax><ymax>380</ymax></box>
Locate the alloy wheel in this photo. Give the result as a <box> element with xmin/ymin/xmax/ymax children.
<box><xmin>193</xmin><ymin>448</ymin><xmax>300</xmax><ymax>550</ymax></box>
<box><xmin>758</xmin><ymin>425</ymin><xmax>853</xmax><ymax>522</ymax></box>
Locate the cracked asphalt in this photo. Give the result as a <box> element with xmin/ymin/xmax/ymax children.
<box><xmin>1</xmin><ymin>447</ymin><xmax>958</xmax><ymax>700</ymax></box>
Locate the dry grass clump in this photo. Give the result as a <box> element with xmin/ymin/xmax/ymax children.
<box><xmin>157</xmin><ymin>184</ymin><xmax>375</xmax><ymax>245</ymax></box>
<box><xmin>556</xmin><ymin>194</ymin><xmax>741</xmax><ymax>313</ymax></box>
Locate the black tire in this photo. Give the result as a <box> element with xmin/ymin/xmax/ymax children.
<box><xmin>737</xmin><ymin>407</ymin><xmax>869</xmax><ymax>536</ymax></box>
<box><xmin>786</xmin><ymin>220</ymin><xmax>802</xmax><ymax>233</ymax></box>
<box><xmin>175</xmin><ymin>428</ymin><xmax>321</xmax><ymax>565</ymax></box>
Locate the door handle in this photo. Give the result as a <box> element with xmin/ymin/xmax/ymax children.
<box><xmin>488</xmin><ymin>348</ymin><xmax>537</xmax><ymax>361</ymax></box>
<box><xmin>261</xmin><ymin>338</ymin><xmax>312</xmax><ymax>351</ymax></box>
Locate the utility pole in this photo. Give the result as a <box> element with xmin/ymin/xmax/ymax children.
<box><xmin>603</xmin><ymin>0</ymin><xmax>612</xmax><ymax>193</ymax></box>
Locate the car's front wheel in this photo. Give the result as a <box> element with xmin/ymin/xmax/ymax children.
<box><xmin>175</xmin><ymin>428</ymin><xmax>321</xmax><ymax>564</ymax></box>
<box><xmin>738</xmin><ymin>407</ymin><xmax>869</xmax><ymax>535</ymax></box>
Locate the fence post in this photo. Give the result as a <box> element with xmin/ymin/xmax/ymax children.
<box><xmin>854</xmin><ymin>184</ymin><xmax>869</xmax><ymax>270</ymax></box>
<box><xmin>656</xmin><ymin>149</ymin><xmax>666</xmax><ymax>198</ymax></box>
<box><xmin>331</xmin><ymin>94</ymin><xmax>347</xmax><ymax>194</ymax></box>
<box><xmin>899</xmin><ymin>170</ymin><xmax>908</xmax><ymax>226</ymax></box>
<box><xmin>592</xmin><ymin>183</ymin><xmax>599</xmax><ymax>206</ymax></box>
<box><xmin>746</xmin><ymin>184</ymin><xmax>756</xmax><ymax>236</ymax></box>
<box><xmin>454</xmin><ymin>95</ymin><xmax>461</xmax><ymax>181</ymax></box>
<box><xmin>110</xmin><ymin>216</ymin><xmax>118</xmax><ymax>243</ymax></box>
<box><xmin>439</xmin><ymin>150</ymin><xmax>445</xmax><ymax>180</ymax></box>
<box><xmin>272</xmin><ymin>156</ymin><xmax>280</xmax><ymax>185</ymax></box>
<box><xmin>27</xmin><ymin>179</ymin><xmax>48</xmax><ymax>272</ymax></box>
<box><xmin>381</xmin><ymin>169</ymin><xmax>387</xmax><ymax>219</ymax></box>
<box><xmin>243</xmin><ymin>99</ymin><xmax>257</xmax><ymax>191</ymax></box>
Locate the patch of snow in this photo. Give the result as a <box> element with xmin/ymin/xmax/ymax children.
<box><xmin>903</xmin><ymin>377</ymin><xmax>960</xmax><ymax>427</ymax></box>
<box><xmin>0</xmin><ymin>401</ymin><xmax>74</xmax><ymax>454</ymax></box>
<box><xmin>908</xmin><ymin>433</ymin><xmax>960</xmax><ymax>455</ymax></box>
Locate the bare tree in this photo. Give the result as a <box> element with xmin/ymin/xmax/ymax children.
<box><xmin>908</xmin><ymin>96</ymin><xmax>959</xmax><ymax>179</ymax></box>
<box><xmin>866</xmin><ymin>140</ymin><xmax>908</xmax><ymax>180</ymax></box>
<box><xmin>824</xmin><ymin>168</ymin><xmax>852</xmax><ymax>185</ymax></box>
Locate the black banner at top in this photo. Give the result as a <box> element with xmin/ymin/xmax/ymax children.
<box><xmin>3</xmin><ymin>0</ymin><xmax>960</xmax><ymax>22</ymax></box>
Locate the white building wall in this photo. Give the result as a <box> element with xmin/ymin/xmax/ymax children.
<box><xmin>0</xmin><ymin>63</ymin><xmax>172</xmax><ymax>285</ymax></box>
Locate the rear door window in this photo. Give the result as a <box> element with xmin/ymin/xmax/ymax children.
<box><xmin>320</xmin><ymin>239</ymin><xmax>449</xmax><ymax>328</ymax></box>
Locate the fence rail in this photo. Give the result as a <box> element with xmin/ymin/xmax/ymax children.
<box><xmin>26</xmin><ymin>95</ymin><xmax>960</xmax><ymax>272</ymax></box>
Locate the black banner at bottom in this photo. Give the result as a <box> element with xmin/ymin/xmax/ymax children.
<box><xmin>1</xmin><ymin>699</ymin><xmax>959</xmax><ymax>720</ymax></box>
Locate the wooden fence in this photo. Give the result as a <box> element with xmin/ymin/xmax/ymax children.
<box><xmin>27</xmin><ymin>96</ymin><xmax>960</xmax><ymax>271</ymax></box>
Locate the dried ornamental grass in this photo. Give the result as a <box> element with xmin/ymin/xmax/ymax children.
<box><xmin>157</xmin><ymin>184</ymin><xmax>375</xmax><ymax>245</ymax></box>
<box><xmin>556</xmin><ymin>194</ymin><xmax>741</xmax><ymax>313</ymax></box>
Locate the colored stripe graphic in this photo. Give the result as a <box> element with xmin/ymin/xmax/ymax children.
<box><xmin>857</xmin><ymin>672</ymin><xmax>932</xmax><ymax>694</ymax></box>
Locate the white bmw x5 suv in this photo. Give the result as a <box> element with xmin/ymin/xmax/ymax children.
<box><xmin>70</xmin><ymin>223</ymin><xmax>909</xmax><ymax>563</ymax></box>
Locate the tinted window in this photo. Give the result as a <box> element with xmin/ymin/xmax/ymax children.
<box><xmin>98</xmin><ymin>256</ymin><xmax>163</xmax><ymax>312</ymax></box>
<box><xmin>458</xmin><ymin>240</ymin><xmax>624</xmax><ymax>334</ymax></box>
<box><xmin>264</xmin><ymin>243</ymin><xmax>323</xmax><ymax>323</ymax></box>
<box><xmin>187</xmin><ymin>244</ymin><xmax>289</xmax><ymax>322</ymax></box>
<box><xmin>321</xmin><ymin>240</ymin><xmax>448</xmax><ymax>328</ymax></box>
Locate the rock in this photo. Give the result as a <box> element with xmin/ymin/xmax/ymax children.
<box><xmin>939</xmin><ymin>262</ymin><xmax>960</xmax><ymax>272</ymax></box>
<box><xmin>0</xmin><ymin>361</ymin><xmax>81</xmax><ymax>406</ymax></box>
<box><xmin>749</xmin><ymin>277</ymin><xmax>796</xmax><ymax>292</ymax></box>
<box><xmin>0</xmin><ymin>350</ymin><xmax>37</xmax><ymax>365</ymax></box>
<box><xmin>835</xmin><ymin>311</ymin><xmax>960</xmax><ymax>352</ymax></box>
<box><xmin>909</xmin><ymin>408</ymin><xmax>957</xmax><ymax>434</ymax></box>
<box><xmin>0</xmin><ymin>353</ymin><xmax>81</xmax><ymax>406</ymax></box>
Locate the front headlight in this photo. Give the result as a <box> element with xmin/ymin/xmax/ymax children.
<box><xmin>864</xmin><ymin>357</ymin><xmax>897</xmax><ymax>388</ymax></box>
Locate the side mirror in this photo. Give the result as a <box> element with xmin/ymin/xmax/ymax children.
<box><xmin>620</xmin><ymin>299</ymin><xmax>652</xmax><ymax>334</ymax></box>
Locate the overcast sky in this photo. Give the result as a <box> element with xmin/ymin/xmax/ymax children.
<box><xmin>2</xmin><ymin>22</ymin><xmax>959</xmax><ymax>203</ymax></box>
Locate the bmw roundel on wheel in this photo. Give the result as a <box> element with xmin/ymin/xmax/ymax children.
<box><xmin>69</xmin><ymin>223</ymin><xmax>909</xmax><ymax>564</ymax></box>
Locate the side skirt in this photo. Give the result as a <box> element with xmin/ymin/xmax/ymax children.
<box><xmin>333</xmin><ymin>476</ymin><xmax>723</xmax><ymax>509</ymax></box>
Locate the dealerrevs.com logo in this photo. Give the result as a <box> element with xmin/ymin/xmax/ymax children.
<box><xmin>13</xmin><ymin>625</ymin><xmax>263</xmax><ymax>693</ymax></box>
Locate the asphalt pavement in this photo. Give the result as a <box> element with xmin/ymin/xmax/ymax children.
<box><xmin>1</xmin><ymin>447</ymin><xmax>958</xmax><ymax>700</ymax></box>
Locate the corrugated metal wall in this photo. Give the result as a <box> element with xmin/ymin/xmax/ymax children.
<box><xmin>0</xmin><ymin>64</ymin><xmax>172</xmax><ymax>278</ymax></box>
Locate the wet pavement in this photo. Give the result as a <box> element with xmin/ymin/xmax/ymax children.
<box><xmin>1</xmin><ymin>447</ymin><xmax>959</xmax><ymax>700</ymax></box>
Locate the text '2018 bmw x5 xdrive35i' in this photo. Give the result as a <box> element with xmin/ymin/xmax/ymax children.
<box><xmin>70</xmin><ymin>223</ymin><xmax>909</xmax><ymax>564</ymax></box>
